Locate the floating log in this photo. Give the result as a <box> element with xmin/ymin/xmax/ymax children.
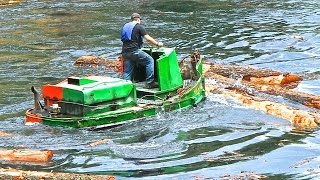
<box><xmin>88</xmin><ymin>139</ymin><xmax>109</xmax><ymax>147</ymax></box>
<box><xmin>0</xmin><ymin>149</ymin><xmax>53</xmax><ymax>163</ymax></box>
<box><xmin>207</xmin><ymin>63</ymin><xmax>282</xmax><ymax>78</ymax></box>
<box><xmin>74</xmin><ymin>55</ymin><xmax>120</xmax><ymax>71</ymax></box>
<box><xmin>248</xmin><ymin>74</ymin><xmax>302</xmax><ymax>86</ymax></box>
<box><xmin>0</xmin><ymin>168</ymin><xmax>115</xmax><ymax>180</ymax></box>
<box><xmin>222</xmin><ymin>89</ymin><xmax>320</xmax><ymax>128</ymax></box>
<box><xmin>0</xmin><ymin>131</ymin><xmax>13</xmax><ymax>137</ymax></box>
<box><xmin>251</xmin><ymin>83</ymin><xmax>320</xmax><ymax>109</ymax></box>
<box><xmin>206</xmin><ymin>73</ymin><xmax>320</xmax><ymax>110</ymax></box>
<box><xmin>206</xmin><ymin>83</ymin><xmax>320</xmax><ymax>128</ymax></box>
<box><xmin>204</xmin><ymin>63</ymin><xmax>303</xmax><ymax>85</ymax></box>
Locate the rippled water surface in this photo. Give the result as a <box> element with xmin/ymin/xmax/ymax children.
<box><xmin>1</xmin><ymin>0</ymin><xmax>320</xmax><ymax>179</ymax></box>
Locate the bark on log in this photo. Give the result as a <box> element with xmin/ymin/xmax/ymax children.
<box><xmin>206</xmin><ymin>83</ymin><xmax>320</xmax><ymax>128</ymax></box>
<box><xmin>0</xmin><ymin>149</ymin><xmax>53</xmax><ymax>163</ymax></box>
<box><xmin>0</xmin><ymin>168</ymin><xmax>115</xmax><ymax>180</ymax></box>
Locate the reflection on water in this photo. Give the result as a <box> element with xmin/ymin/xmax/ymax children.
<box><xmin>1</xmin><ymin>0</ymin><xmax>320</xmax><ymax>179</ymax></box>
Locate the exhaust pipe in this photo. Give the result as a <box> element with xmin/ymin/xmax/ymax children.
<box><xmin>31</xmin><ymin>86</ymin><xmax>44</xmax><ymax>110</ymax></box>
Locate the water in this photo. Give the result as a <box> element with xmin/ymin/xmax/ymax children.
<box><xmin>1</xmin><ymin>0</ymin><xmax>320</xmax><ymax>179</ymax></box>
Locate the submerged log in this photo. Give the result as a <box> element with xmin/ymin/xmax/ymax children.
<box><xmin>0</xmin><ymin>168</ymin><xmax>115</xmax><ymax>180</ymax></box>
<box><xmin>0</xmin><ymin>149</ymin><xmax>53</xmax><ymax>163</ymax></box>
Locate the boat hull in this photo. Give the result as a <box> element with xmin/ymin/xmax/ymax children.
<box><xmin>25</xmin><ymin>78</ymin><xmax>205</xmax><ymax>128</ymax></box>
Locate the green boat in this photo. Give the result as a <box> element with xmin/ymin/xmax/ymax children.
<box><xmin>25</xmin><ymin>47</ymin><xmax>206</xmax><ymax>129</ymax></box>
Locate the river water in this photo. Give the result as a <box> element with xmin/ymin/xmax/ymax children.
<box><xmin>1</xmin><ymin>0</ymin><xmax>320</xmax><ymax>179</ymax></box>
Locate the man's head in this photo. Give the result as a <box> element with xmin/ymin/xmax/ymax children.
<box><xmin>131</xmin><ymin>13</ymin><xmax>141</xmax><ymax>22</ymax></box>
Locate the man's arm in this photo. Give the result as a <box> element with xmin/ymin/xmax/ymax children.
<box><xmin>144</xmin><ymin>34</ymin><xmax>163</xmax><ymax>47</ymax></box>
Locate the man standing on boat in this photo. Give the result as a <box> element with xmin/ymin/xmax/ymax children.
<box><xmin>120</xmin><ymin>13</ymin><xmax>163</xmax><ymax>89</ymax></box>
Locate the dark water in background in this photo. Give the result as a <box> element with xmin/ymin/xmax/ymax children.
<box><xmin>1</xmin><ymin>0</ymin><xmax>320</xmax><ymax>179</ymax></box>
